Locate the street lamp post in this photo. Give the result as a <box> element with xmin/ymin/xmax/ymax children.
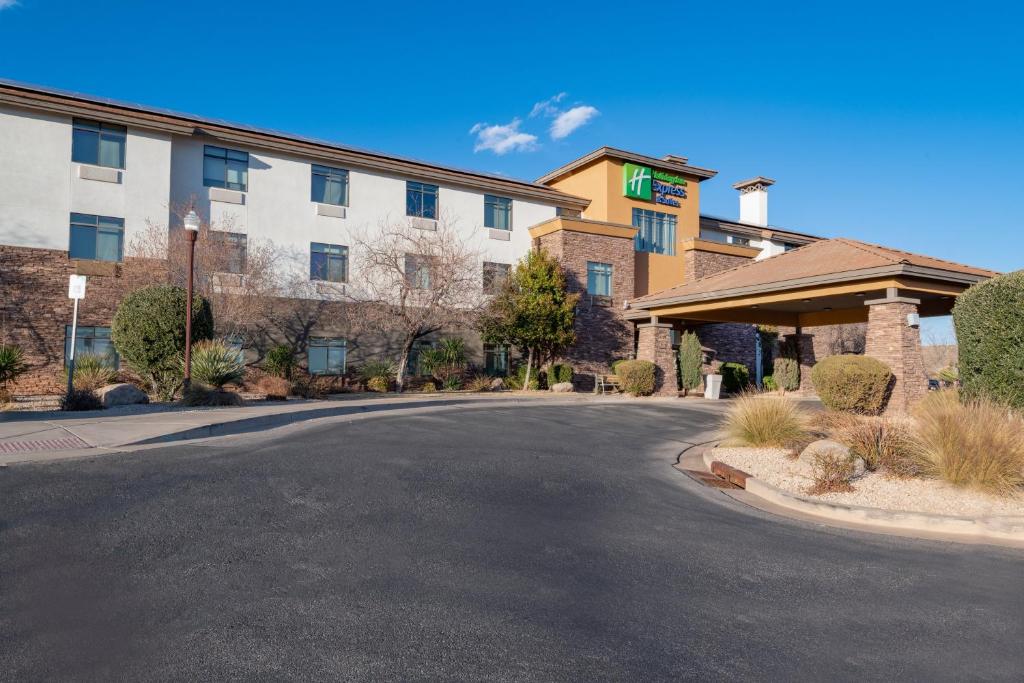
<box><xmin>183</xmin><ymin>209</ymin><xmax>200</xmax><ymax>391</ymax></box>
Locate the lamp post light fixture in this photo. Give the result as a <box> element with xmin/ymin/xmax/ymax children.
<box><xmin>182</xmin><ymin>209</ymin><xmax>200</xmax><ymax>391</ymax></box>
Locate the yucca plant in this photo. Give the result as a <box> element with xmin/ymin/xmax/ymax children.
<box><xmin>418</xmin><ymin>338</ymin><xmax>467</xmax><ymax>384</ymax></box>
<box><xmin>358</xmin><ymin>359</ymin><xmax>397</xmax><ymax>384</ymax></box>
<box><xmin>188</xmin><ymin>340</ymin><xmax>245</xmax><ymax>389</ymax></box>
<box><xmin>0</xmin><ymin>344</ymin><xmax>27</xmax><ymax>393</ymax></box>
<box><xmin>62</xmin><ymin>353</ymin><xmax>118</xmax><ymax>391</ymax></box>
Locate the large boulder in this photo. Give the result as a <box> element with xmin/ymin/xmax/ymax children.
<box><xmin>550</xmin><ymin>382</ymin><xmax>574</xmax><ymax>393</ymax></box>
<box><xmin>96</xmin><ymin>383</ymin><xmax>149</xmax><ymax>408</ymax></box>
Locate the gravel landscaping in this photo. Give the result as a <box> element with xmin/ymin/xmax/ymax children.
<box><xmin>711</xmin><ymin>446</ymin><xmax>1024</xmax><ymax>518</ymax></box>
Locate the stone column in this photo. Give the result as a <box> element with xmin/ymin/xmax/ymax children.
<box><xmin>783</xmin><ymin>332</ymin><xmax>816</xmax><ymax>392</ymax></box>
<box><xmin>636</xmin><ymin>322</ymin><xmax>678</xmax><ymax>397</ymax></box>
<box><xmin>864</xmin><ymin>298</ymin><xmax>927</xmax><ymax>413</ymax></box>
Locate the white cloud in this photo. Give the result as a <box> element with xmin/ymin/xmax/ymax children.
<box><xmin>529</xmin><ymin>92</ymin><xmax>567</xmax><ymax>118</ymax></box>
<box><xmin>0</xmin><ymin>0</ymin><xmax>19</xmax><ymax>9</ymax></box>
<box><xmin>469</xmin><ymin>119</ymin><xmax>539</xmax><ymax>155</ymax></box>
<box><xmin>549</xmin><ymin>105</ymin><xmax>600</xmax><ymax>140</ymax></box>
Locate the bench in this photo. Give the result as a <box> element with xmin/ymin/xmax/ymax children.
<box><xmin>596</xmin><ymin>374</ymin><xmax>622</xmax><ymax>395</ymax></box>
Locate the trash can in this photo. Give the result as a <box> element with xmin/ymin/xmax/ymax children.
<box><xmin>703</xmin><ymin>374</ymin><xmax>723</xmax><ymax>400</ymax></box>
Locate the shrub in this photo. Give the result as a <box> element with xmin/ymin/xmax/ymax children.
<box><xmin>506</xmin><ymin>364</ymin><xmax>540</xmax><ymax>391</ymax></box>
<box><xmin>828</xmin><ymin>414</ymin><xmax>919</xmax><ymax>477</ymax></box>
<box><xmin>291</xmin><ymin>375</ymin><xmax>335</xmax><ymax>399</ymax></box>
<box><xmin>911</xmin><ymin>390</ymin><xmax>1024</xmax><ymax>494</ymax></box>
<box><xmin>762</xmin><ymin>375</ymin><xmax>777</xmax><ymax>392</ymax></box>
<box><xmin>548</xmin><ymin>363</ymin><xmax>573</xmax><ymax>386</ymax></box>
<box><xmin>181</xmin><ymin>384</ymin><xmax>244</xmax><ymax>407</ymax></box>
<box><xmin>720</xmin><ymin>362</ymin><xmax>750</xmax><ymax>394</ymax></box>
<box><xmin>62</xmin><ymin>353</ymin><xmax>118</xmax><ymax>391</ymax></box>
<box><xmin>255</xmin><ymin>374</ymin><xmax>291</xmax><ymax>400</ymax></box>
<box><xmin>264</xmin><ymin>345</ymin><xmax>296</xmax><ymax>379</ymax></box>
<box><xmin>678</xmin><ymin>331</ymin><xmax>703</xmax><ymax>394</ymax></box>
<box><xmin>774</xmin><ymin>337</ymin><xmax>800</xmax><ymax>392</ymax></box>
<box><xmin>60</xmin><ymin>388</ymin><xmax>102</xmax><ymax>412</ymax></box>
<box><xmin>811</xmin><ymin>355</ymin><xmax>892</xmax><ymax>415</ymax></box>
<box><xmin>367</xmin><ymin>376</ymin><xmax>390</xmax><ymax>393</ymax></box>
<box><xmin>421</xmin><ymin>381</ymin><xmax>437</xmax><ymax>393</ymax></box>
<box><xmin>358</xmin><ymin>359</ymin><xmax>396</xmax><ymax>384</ymax></box>
<box><xmin>0</xmin><ymin>344</ymin><xmax>27</xmax><ymax>395</ymax></box>
<box><xmin>616</xmin><ymin>360</ymin><xmax>657</xmax><ymax>396</ymax></box>
<box><xmin>610</xmin><ymin>359</ymin><xmax>629</xmax><ymax>375</ymax></box>
<box><xmin>189</xmin><ymin>340</ymin><xmax>244</xmax><ymax>389</ymax></box>
<box><xmin>442</xmin><ymin>376</ymin><xmax>462</xmax><ymax>391</ymax></box>
<box><xmin>112</xmin><ymin>285</ymin><xmax>213</xmax><ymax>400</ymax></box>
<box><xmin>807</xmin><ymin>451</ymin><xmax>855</xmax><ymax>495</ymax></box>
<box><xmin>953</xmin><ymin>269</ymin><xmax>1024</xmax><ymax>409</ymax></box>
<box><xmin>722</xmin><ymin>394</ymin><xmax>809</xmax><ymax>448</ymax></box>
<box><xmin>466</xmin><ymin>374</ymin><xmax>493</xmax><ymax>392</ymax></box>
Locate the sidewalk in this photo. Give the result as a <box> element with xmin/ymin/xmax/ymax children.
<box><xmin>0</xmin><ymin>392</ymin><xmax>728</xmax><ymax>465</ymax></box>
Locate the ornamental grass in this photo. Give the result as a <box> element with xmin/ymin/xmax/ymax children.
<box><xmin>721</xmin><ymin>393</ymin><xmax>809</xmax><ymax>449</ymax></box>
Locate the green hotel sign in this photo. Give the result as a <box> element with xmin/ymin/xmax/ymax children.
<box><xmin>623</xmin><ymin>163</ymin><xmax>689</xmax><ymax>207</ymax></box>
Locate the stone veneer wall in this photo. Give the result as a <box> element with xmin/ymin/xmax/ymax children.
<box><xmin>535</xmin><ymin>230</ymin><xmax>635</xmax><ymax>390</ymax></box>
<box><xmin>864</xmin><ymin>301</ymin><xmax>927</xmax><ymax>413</ymax></box>
<box><xmin>636</xmin><ymin>323</ymin><xmax>678</xmax><ymax>396</ymax></box>
<box><xmin>682</xmin><ymin>249</ymin><xmax>750</xmax><ymax>282</ymax></box>
<box><xmin>0</xmin><ymin>245</ymin><xmax>127</xmax><ymax>394</ymax></box>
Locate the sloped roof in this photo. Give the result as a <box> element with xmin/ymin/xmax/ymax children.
<box><xmin>631</xmin><ymin>238</ymin><xmax>997</xmax><ymax>309</ymax></box>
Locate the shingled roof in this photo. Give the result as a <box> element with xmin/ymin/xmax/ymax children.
<box><xmin>631</xmin><ymin>238</ymin><xmax>997</xmax><ymax>309</ymax></box>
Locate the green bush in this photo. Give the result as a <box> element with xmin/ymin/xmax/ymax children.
<box><xmin>112</xmin><ymin>285</ymin><xmax>213</xmax><ymax>400</ymax></box>
<box><xmin>62</xmin><ymin>353</ymin><xmax>118</xmax><ymax>391</ymax></box>
<box><xmin>366</xmin><ymin>376</ymin><xmax>389</xmax><ymax>393</ymax></box>
<box><xmin>0</xmin><ymin>344</ymin><xmax>27</xmax><ymax>394</ymax></box>
<box><xmin>762</xmin><ymin>375</ymin><xmax>777</xmax><ymax>392</ymax></box>
<box><xmin>720</xmin><ymin>362</ymin><xmax>750</xmax><ymax>394</ymax></box>
<box><xmin>548</xmin><ymin>363</ymin><xmax>573</xmax><ymax>385</ymax></box>
<box><xmin>774</xmin><ymin>337</ymin><xmax>800</xmax><ymax>391</ymax></box>
<box><xmin>616</xmin><ymin>360</ymin><xmax>657</xmax><ymax>396</ymax></box>
<box><xmin>506</xmin><ymin>364</ymin><xmax>540</xmax><ymax>390</ymax></box>
<box><xmin>442</xmin><ymin>376</ymin><xmax>462</xmax><ymax>391</ymax></box>
<box><xmin>678</xmin><ymin>331</ymin><xmax>703</xmax><ymax>394</ymax></box>
<box><xmin>189</xmin><ymin>340</ymin><xmax>245</xmax><ymax>389</ymax></box>
<box><xmin>810</xmin><ymin>355</ymin><xmax>893</xmax><ymax>415</ymax></box>
<box><xmin>264</xmin><ymin>345</ymin><xmax>296</xmax><ymax>379</ymax></box>
<box><xmin>60</xmin><ymin>388</ymin><xmax>102</xmax><ymax>411</ymax></box>
<box><xmin>953</xmin><ymin>270</ymin><xmax>1024</xmax><ymax>409</ymax></box>
<box><xmin>610</xmin><ymin>359</ymin><xmax>629</xmax><ymax>375</ymax></box>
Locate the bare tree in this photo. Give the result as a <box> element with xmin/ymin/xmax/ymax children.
<box><xmin>349</xmin><ymin>213</ymin><xmax>484</xmax><ymax>391</ymax></box>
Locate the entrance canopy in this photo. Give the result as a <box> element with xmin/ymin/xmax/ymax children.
<box><xmin>625</xmin><ymin>238</ymin><xmax>996</xmax><ymax>326</ymax></box>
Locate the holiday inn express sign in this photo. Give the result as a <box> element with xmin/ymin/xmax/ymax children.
<box><xmin>623</xmin><ymin>162</ymin><xmax>688</xmax><ymax>207</ymax></box>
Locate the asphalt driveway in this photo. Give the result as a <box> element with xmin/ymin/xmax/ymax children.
<box><xmin>1</xmin><ymin>402</ymin><xmax>1022</xmax><ymax>681</ymax></box>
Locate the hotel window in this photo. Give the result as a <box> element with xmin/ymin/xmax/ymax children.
<box><xmin>483</xmin><ymin>344</ymin><xmax>509</xmax><ymax>376</ymax></box>
<box><xmin>307</xmin><ymin>337</ymin><xmax>346</xmax><ymax>375</ymax></box>
<box><xmin>700</xmin><ymin>228</ymin><xmax>750</xmax><ymax>247</ymax></box>
<box><xmin>405</xmin><ymin>254</ymin><xmax>432</xmax><ymax>290</ymax></box>
<box><xmin>311</xmin><ymin>164</ymin><xmax>349</xmax><ymax>206</ymax></box>
<box><xmin>482</xmin><ymin>261</ymin><xmax>511</xmax><ymax>294</ymax></box>
<box><xmin>64</xmin><ymin>326</ymin><xmax>118</xmax><ymax>368</ymax></box>
<box><xmin>406</xmin><ymin>181</ymin><xmax>438</xmax><ymax>219</ymax></box>
<box><xmin>213</xmin><ymin>232</ymin><xmax>247</xmax><ymax>274</ymax></box>
<box><xmin>69</xmin><ymin>213</ymin><xmax>124</xmax><ymax>262</ymax></box>
<box><xmin>587</xmin><ymin>261</ymin><xmax>613</xmax><ymax>297</ymax></box>
<box><xmin>310</xmin><ymin>243</ymin><xmax>348</xmax><ymax>283</ymax></box>
<box><xmin>71</xmin><ymin>119</ymin><xmax>126</xmax><ymax>169</ymax></box>
<box><xmin>632</xmin><ymin>208</ymin><xmax>677</xmax><ymax>255</ymax></box>
<box><xmin>484</xmin><ymin>195</ymin><xmax>512</xmax><ymax>230</ymax></box>
<box><xmin>203</xmin><ymin>145</ymin><xmax>249</xmax><ymax>192</ymax></box>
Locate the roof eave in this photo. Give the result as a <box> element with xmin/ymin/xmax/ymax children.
<box><xmin>536</xmin><ymin>146</ymin><xmax>719</xmax><ymax>185</ymax></box>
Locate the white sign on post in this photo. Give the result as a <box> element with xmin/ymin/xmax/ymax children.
<box><xmin>68</xmin><ymin>274</ymin><xmax>87</xmax><ymax>300</ymax></box>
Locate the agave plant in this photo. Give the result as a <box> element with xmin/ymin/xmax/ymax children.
<box><xmin>188</xmin><ymin>340</ymin><xmax>245</xmax><ymax>389</ymax></box>
<box><xmin>418</xmin><ymin>338</ymin><xmax>467</xmax><ymax>383</ymax></box>
<box><xmin>63</xmin><ymin>353</ymin><xmax>118</xmax><ymax>391</ymax></box>
<box><xmin>358</xmin><ymin>359</ymin><xmax>397</xmax><ymax>383</ymax></box>
<box><xmin>0</xmin><ymin>344</ymin><xmax>27</xmax><ymax>390</ymax></box>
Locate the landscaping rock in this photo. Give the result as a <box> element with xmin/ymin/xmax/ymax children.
<box><xmin>550</xmin><ymin>382</ymin><xmax>574</xmax><ymax>393</ymax></box>
<box><xmin>490</xmin><ymin>378</ymin><xmax>506</xmax><ymax>391</ymax></box>
<box><xmin>851</xmin><ymin>457</ymin><xmax>867</xmax><ymax>479</ymax></box>
<box><xmin>798</xmin><ymin>439</ymin><xmax>850</xmax><ymax>466</ymax></box>
<box><xmin>96</xmin><ymin>383</ymin><xmax>149</xmax><ymax>408</ymax></box>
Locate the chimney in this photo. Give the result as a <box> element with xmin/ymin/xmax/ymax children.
<box><xmin>732</xmin><ymin>176</ymin><xmax>775</xmax><ymax>227</ymax></box>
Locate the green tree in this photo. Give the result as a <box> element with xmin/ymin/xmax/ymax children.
<box><xmin>478</xmin><ymin>250</ymin><xmax>578</xmax><ymax>391</ymax></box>
<box><xmin>678</xmin><ymin>331</ymin><xmax>703</xmax><ymax>395</ymax></box>
<box><xmin>112</xmin><ymin>285</ymin><xmax>213</xmax><ymax>400</ymax></box>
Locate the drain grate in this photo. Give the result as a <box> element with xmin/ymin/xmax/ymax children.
<box><xmin>0</xmin><ymin>436</ymin><xmax>91</xmax><ymax>454</ymax></box>
<box><xmin>679</xmin><ymin>468</ymin><xmax>741</xmax><ymax>489</ymax></box>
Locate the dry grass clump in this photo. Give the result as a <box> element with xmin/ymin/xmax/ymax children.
<box><xmin>465</xmin><ymin>374</ymin><xmax>494</xmax><ymax>393</ymax></box>
<box><xmin>255</xmin><ymin>374</ymin><xmax>291</xmax><ymax>401</ymax></box>
<box><xmin>911</xmin><ymin>390</ymin><xmax>1024</xmax><ymax>495</ymax></box>
<box><xmin>831</xmin><ymin>415</ymin><xmax>921</xmax><ymax>479</ymax></box>
<box><xmin>807</xmin><ymin>451</ymin><xmax>855</xmax><ymax>494</ymax></box>
<box><xmin>722</xmin><ymin>394</ymin><xmax>809</xmax><ymax>449</ymax></box>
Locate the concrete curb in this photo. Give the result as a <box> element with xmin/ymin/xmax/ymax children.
<box><xmin>701</xmin><ymin>449</ymin><xmax>1024</xmax><ymax>543</ymax></box>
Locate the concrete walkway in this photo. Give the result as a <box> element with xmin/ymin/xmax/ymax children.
<box><xmin>0</xmin><ymin>393</ymin><xmax>725</xmax><ymax>465</ymax></box>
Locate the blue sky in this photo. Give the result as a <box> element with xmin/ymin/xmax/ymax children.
<box><xmin>2</xmin><ymin>0</ymin><xmax>1021</xmax><ymax>342</ymax></box>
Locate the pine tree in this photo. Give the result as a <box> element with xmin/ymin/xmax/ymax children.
<box><xmin>478</xmin><ymin>250</ymin><xmax>578</xmax><ymax>390</ymax></box>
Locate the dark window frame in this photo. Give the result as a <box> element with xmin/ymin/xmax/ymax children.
<box><xmin>484</xmin><ymin>194</ymin><xmax>512</xmax><ymax>230</ymax></box>
<box><xmin>71</xmin><ymin>118</ymin><xmax>127</xmax><ymax>169</ymax></box>
<box><xmin>307</xmin><ymin>337</ymin><xmax>347</xmax><ymax>375</ymax></box>
<box><xmin>406</xmin><ymin>181</ymin><xmax>439</xmax><ymax>219</ymax></box>
<box><xmin>586</xmin><ymin>261</ymin><xmax>613</xmax><ymax>297</ymax></box>
<box><xmin>632</xmin><ymin>208</ymin><xmax>677</xmax><ymax>255</ymax></box>
<box><xmin>310</xmin><ymin>242</ymin><xmax>349</xmax><ymax>283</ymax></box>
<box><xmin>64</xmin><ymin>325</ymin><xmax>119</xmax><ymax>368</ymax></box>
<box><xmin>203</xmin><ymin>145</ymin><xmax>249</xmax><ymax>192</ymax></box>
<box><xmin>311</xmin><ymin>164</ymin><xmax>349</xmax><ymax>206</ymax></box>
<box><xmin>69</xmin><ymin>212</ymin><xmax>124</xmax><ymax>262</ymax></box>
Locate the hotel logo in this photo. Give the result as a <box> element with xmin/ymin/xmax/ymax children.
<box><xmin>623</xmin><ymin>163</ymin><xmax>652</xmax><ymax>200</ymax></box>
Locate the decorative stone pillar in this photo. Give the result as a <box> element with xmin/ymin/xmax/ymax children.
<box><xmin>784</xmin><ymin>332</ymin><xmax>816</xmax><ymax>392</ymax></box>
<box><xmin>864</xmin><ymin>298</ymin><xmax>927</xmax><ymax>413</ymax></box>
<box><xmin>636</xmin><ymin>322</ymin><xmax>678</xmax><ymax>397</ymax></box>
